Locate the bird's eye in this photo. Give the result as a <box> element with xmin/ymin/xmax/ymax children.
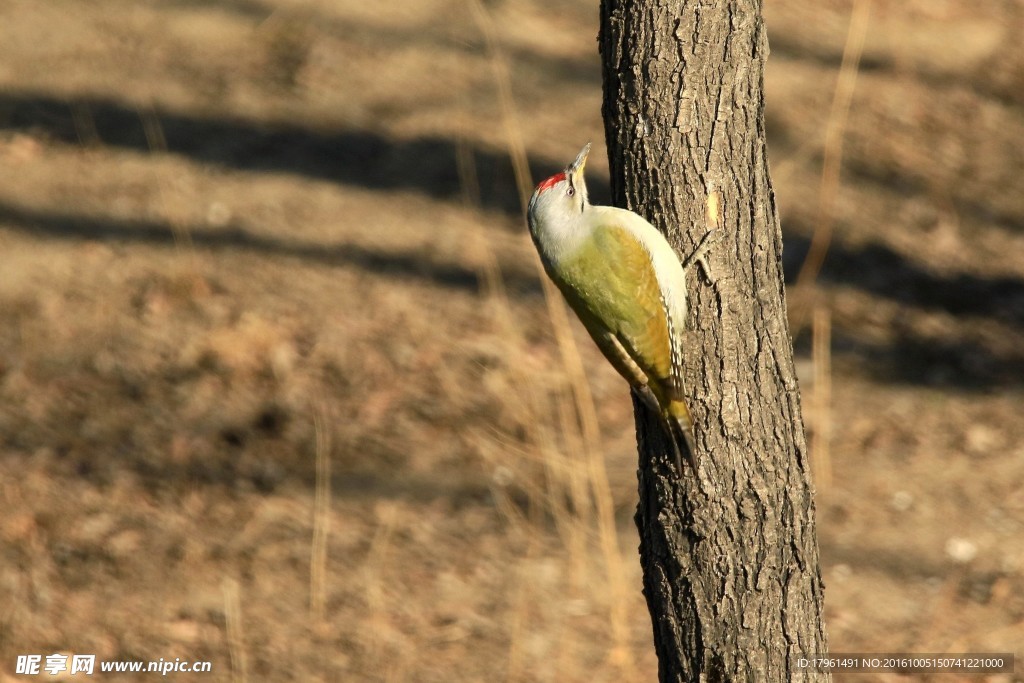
<box><xmin>566</xmin><ymin>186</ymin><xmax>575</xmax><ymax>197</ymax></box>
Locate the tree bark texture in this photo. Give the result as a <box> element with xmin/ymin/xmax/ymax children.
<box><xmin>598</xmin><ymin>1</ymin><xmax>830</xmax><ymax>681</ymax></box>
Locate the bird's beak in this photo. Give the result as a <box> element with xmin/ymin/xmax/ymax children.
<box><xmin>567</xmin><ymin>143</ymin><xmax>591</xmax><ymax>183</ymax></box>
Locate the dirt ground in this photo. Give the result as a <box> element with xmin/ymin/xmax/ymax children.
<box><xmin>1</xmin><ymin>0</ymin><xmax>1022</xmax><ymax>681</ymax></box>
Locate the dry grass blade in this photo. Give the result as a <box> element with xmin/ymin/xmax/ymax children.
<box><xmin>465</xmin><ymin>0</ymin><xmax>533</xmax><ymax>214</ymax></box>
<box><xmin>138</xmin><ymin>103</ymin><xmax>196</xmax><ymax>254</ymax></box>
<box><xmin>223</xmin><ymin>577</ymin><xmax>248</xmax><ymax>683</ymax></box>
<box><xmin>361</xmin><ymin>503</ymin><xmax>400</xmax><ymax>667</ymax></box>
<box><xmin>70</xmin><ymin>100</ymin><xmax>100</xmax><ymax>147</ymax></box>
<box><xmin>789</xmin><ymin>0</ymin><xmax>871</xmax><ymax>333</ymax></box>
<box><xmin>310</xmin><ymin>403</ymin><xmax>332</xmax><ymax>623</ymax></box>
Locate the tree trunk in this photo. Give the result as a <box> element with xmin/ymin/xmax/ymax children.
<box><xmin>598</xmin><ymin>1</ymin><xmax>830</xmax><ymax>681</ymax></box>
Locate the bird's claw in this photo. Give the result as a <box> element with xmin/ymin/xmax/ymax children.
<box><xmin>683</xmin><ymin>229</ymin><xmax>719</xmax><ymax>283</ymax></box>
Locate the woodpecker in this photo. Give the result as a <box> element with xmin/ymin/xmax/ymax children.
<box><xmin>527</xmin><ymin>143</ymin><xmax>711</xmax><ymax>472</ymax></box>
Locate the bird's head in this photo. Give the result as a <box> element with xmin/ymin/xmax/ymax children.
<box><xmin>527</xmin><ymin>143</ymin><xmax>591</xmax><ymax>230</ymax></box>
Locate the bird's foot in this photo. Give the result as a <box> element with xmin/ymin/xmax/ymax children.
<box><xmin>682</xmin><ymin>229</ymin><xmax>719</xmax><ymax>283</ymax></box>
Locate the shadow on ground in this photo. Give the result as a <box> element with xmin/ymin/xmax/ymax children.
<box><xmin>785</xmin><ymin>235</ymin><xmax>1024</xmax><ymax>389</ymax></box>
<box><xmin>0</xmin><ymin>200</ymin><xmax>542</xmax><ymax>296</ymax></box>
<box><xmin>0</xmin><ymin>90</ymin><xmax>605</xmax><ymax>216</ymax></box>
<box><xmin>784</xmin><ymin>235</ymin><xmax>1024</xmax><ymax>328</ymax></box>
<box><xmin>4</xmin><ymin>90</ymin><xmax>1022</xmax><ymax>390</ymax></box>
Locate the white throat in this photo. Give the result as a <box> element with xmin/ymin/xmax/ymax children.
<box><xmin>528</xmin><ymin>195</ymin><xmax>590</xmax><ymax>267</ymax></box>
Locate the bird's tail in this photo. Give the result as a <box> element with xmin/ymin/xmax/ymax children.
<box><xmin>664</xmin><ymin>399</ymin><xmax>698</xmax><ymax>473</ymax></box>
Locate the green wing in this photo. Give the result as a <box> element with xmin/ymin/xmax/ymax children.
<box><xmin>553</xmin><ymin>224</ymin><xmax>674</xmax><ymax>400</ymax></box>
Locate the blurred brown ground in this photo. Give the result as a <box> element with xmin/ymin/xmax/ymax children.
<box><xmin>0</xmin><ymin>0</ymin><xmax>1022</xmax><ymax>681</ymax></box>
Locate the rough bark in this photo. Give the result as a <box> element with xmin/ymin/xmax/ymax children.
<box><xmin>598</xmin><ymin>1</ymin><xmax>830</xmax><ymax>681</ymax></box>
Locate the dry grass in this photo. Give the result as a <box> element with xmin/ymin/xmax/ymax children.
<box><xmin>787</xmin><ymin>0</ymin><xmax>871</xmax><ymax>332</ymax></box>
<box><xmin>223</xmin><ymin>578</ymin><xmax>248</xmax><ymax>683</ymax></box>
<box><xmin>0</xmin><ymin>1</ymin><xmax>1022</xmax><ymax>682</ymax></box>
<box><xmin>468</xmin><ymin>0</ymin><xmax>636</xmax><ymax>675</ymax></box>
<box><xmin>309</xmin><ymin>402</ymin><xmax>332</xmax><ymax>623</ymax></box>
